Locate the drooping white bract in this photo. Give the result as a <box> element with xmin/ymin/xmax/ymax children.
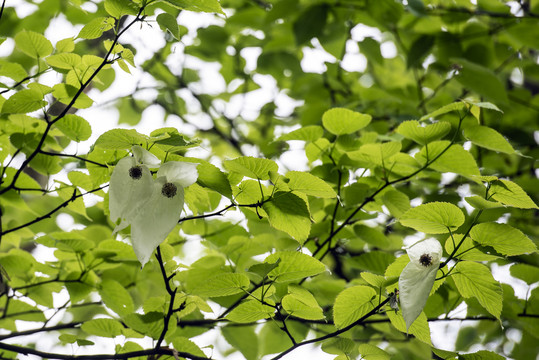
<box><xmin>109</xmin><ymin>146</ymin><xmax>160</xmax><ymax>235</ymax></box>
<box><xmin>398</xmin><ymin>238</ymin><xmax>442</xmax><ymax>331</ymax></box>
<box><xmin>130</xmin><ymin>161</ymin><xmax>198</xmax><ymax>266</ymax></box>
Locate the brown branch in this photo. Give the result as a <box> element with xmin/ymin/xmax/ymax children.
<box><xmin>0</xmin><ymin>342</ymin><xmax>210</xmax><ymax>360</ymax></box>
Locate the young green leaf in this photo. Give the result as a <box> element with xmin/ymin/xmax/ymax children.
<box><xmin>191</xmin><ymin>273</ymin><xmax>250</xmax><ymax>297</ymax></box>
<box><xmin>333</xmin><ymin>285</ymin><xmax>376</xmax><ymax>328</ymax></box>
<box><xmin>322</xmin><ymin>108</ymin><xmax>371</xmax><ymax>135</ymax></box>
<box><xmin>15</xmin><ymin>30</ymin><xmax>53</xmax><ymax>58</ymax></box>
<box><xmin>453</xmin><ymin>58</ymin><xmax>509</xmax><ymax>105</ymax></box>
<box><xmin>282</xmin><ymin>285</ymin><xmax>325</xmax><ymax>320</ymax></box>
<box><xmin>196</xmin><ymin>161</ymin><xmax>232</xmax><ymax>198</ymax></box>
<box><xmin>347</xmin><ymin>141</ymin><xmax>401</xmax><ymax>166</ymax></box>
<box><xmin>264</xmin><ymin>251</ymin><xmax>326</xmax><ymax>282</ymax></box>
<box><xmin>489</xmin><ymin>179</ymin><xmax>538</xmax><ymax>209</ymax></box>
<box><xmin>77</xmin><ymin>17</ymin><xmax>115</xmax><ymax>39</ymax></box>
<box><xmin>54</xmin><ymin>114</ymin><xmax>92</xmax><ymax>142</ymax></box>
<box><xmin>396</xmin><ymin>120</ymin><xmax>451</xmax><ymax>145</ymax></box>
<box><xmin>46</xmin><ymin>53</ymin><xmax>81</xmax><ymax>70</ymax></box>
<box><xmin>162</xmin><ymin>0</ymin><xmax>225</xmax><ymax>15</ymax></box>
<box><xmin>262</xmin><ymin>191</ymin><xmax>311</xmax><ymax>243</ymax></box>
<box><xmin>470</xmin><ymin>222</ymin><xmax>537</xmax><ymax>256</ymax></box>
<box><xmin>382</xmin><ymin>189</ymin><xmax>411</xmax><ymax>218</ymax></box>
<box><xmin>226</xmin><ymin>300</ymin><xmax>275</xmax><ymax>323</ymax></box>
<box><xmin>285</xmin><ymin>171</ymin><xmax>336</xmax><ymax>198</ymax></box>
<box><xmin>464</xmin><ymin>196</ymin><xmax>503</xmax><ymax>210</ymax></box>
<box><xmin>81</xmin><ymin>318</ymin><xmax>123</xmax><ymax>338</ymax></box>
<box><xmin>400</xmin><ymin>202</ymin><xmax>465</xmax><ymax>234</ymax></box>
<box><xmin>104</xmin><ymin>0</ymin><xmax>139</xmax><ymax>19</ymax></box>
<box><xmin>224</xmin><ymin>156</ymin><xmax>278</xmax><ymax>180</ymax></box>
<box><xmin>415</xmin><ymin>141</ymin><xmax>480</xmax><ymax>177</ymax></box>
<box><xmin>464</xmin><ymin>125</ymin><xmax>514</xmax><ymax>154</ymax></box>
<box><xmin>277</xmin><ymin>125</ymin><xmax>324</xmax><ymax>142</ymax></box>
<box><xmin>2</xmin><ymin>89</ymin><xmax>47</xmax><ymax>114</ymax></box>
<box><xmin>445</xmin><ymin>234</ymin><xmax>498</xmax><ymax>261</ymax></box>
<box><xmin>156</xmin><ymin>13</ymin><xmax>181</xmax><ymax>40</ymax></box>
<box><xmin>99</xmin><ymin>279</ymin><xmax>135</xmax><ymax>316</ymax></box>
<box><xmin>452</xmin><ymin>261</ymin><xmax>502</xmax><ymax>320</ymax></box>
<box><xmin>94</xmin><ymin>129</ymin><xmax>147</xmax><ymax>149</ymax></box>
<box><xmin>387</xmin><ymin>310</ymin><xmax>432</xmax><ymax>345</ymax></box>
<box><xmin>358</xmin><ymin>344</ymin><xmax>390</xmax><ymax>360</ymax></box>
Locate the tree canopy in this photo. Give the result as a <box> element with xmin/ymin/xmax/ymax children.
<box><xmin>0</xmin><ymin>0</ymin><xmax>538</xmax><ymax>359</ymax></box>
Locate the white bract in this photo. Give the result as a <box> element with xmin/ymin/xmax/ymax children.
<box><xmin>398</xmin><ymin>238</ymin><xmax>442</xmax><ymax>331</ymax></box>
<box><xmin>129</xmin><ymin>161</ymin><xmax>198</xmax><ymax>266</ymax></box>
<box><xmin>109</xmin><ymin>146</ymin><xmax>160</xmax><ymax>235</ymax></box>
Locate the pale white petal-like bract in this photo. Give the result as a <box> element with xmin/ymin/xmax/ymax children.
<box><xmin>399</xmin><ymin>238</ymin><xmax>442</xmax><ymax>331</ymax></box>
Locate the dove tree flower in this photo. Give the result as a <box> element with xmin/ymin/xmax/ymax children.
<box><xmin>129</xmin><ymin>161</ymin><xmax>198</xmax><ymax>266</ymax></box>
<box><xmin>398</xmin><ymin>238</ymin><xmax>442</xmax><ymax>331</ymax></box>
<box><xmin>108</xmin><ymin>145</ymin><xmax>161</xmax><ymax>235</ymax></box>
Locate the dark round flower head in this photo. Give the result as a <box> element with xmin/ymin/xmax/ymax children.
<box><xmin>419</xmin><ymin>253</ymin><xmax>433</xmax><ymax>267</ymax></box>
<box><xmin>129</xmin><ymin>165</ymin><xmax>143</xmax><ymax>180</ymax></box>
<box><xmin>161</xmin><ymin>182</ymin><xmax>177</xmax><ymax>198</ymax></box>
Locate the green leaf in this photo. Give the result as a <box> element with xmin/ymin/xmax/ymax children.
<box><xmin>123</xmin><ymin>312</ymin><xmax>163</xmax><ymax>339</ymax></box>
<box><xmin>224</xmin><ymin>156</ymin><xmax>278</xmax><ymax>180</ymax></box>
<box><xmin>489</xmin><ymin>179</ymin><xmax>538</xmax><ymax>209</ymax></box>
<box><xmin>77</xmin><ymin>17</ymin><xmax>115</xmax><ymax>39</ymax></box>
<box><xmin>464</xmin><ymin>125</ymin><xmax>514</xmax><ymax>154</ymax></box>
<box><xmin>445</xmin><ymin>234</ymin><xmax>498</xmax><ymax>261</ymax></box>
<box><xmin>56</xmin><ymin>37</ymin><xmax>75</xmax><ymax>53</ymax></box>
<box><xmin>464</xmin><ymin>196</ymin><xmax>503</xmax><ymax>210</ymax></box>
<box><xmin>15</xmin><ymin>30</ymin><xmax>53</xmax><ymax>58</ymax></box>
<box><xmin>382</xmin><ymin>189</ymin><xmax>410</xmax><ymax>218</ymax></box>
<box><xmin>358</xmin><ymin>344</ymin><xmax>391</xmax><ymax>360</ymax></box>
<box><xmin>333</xmin><ymin>285</ymin><xmax>376</xmax><ymax>328</ymax></box>
<box><xmin>226</xmin><ymin>300</ymin><xmax>274</xmax><ymax>323</ymax></box>
<box><xmin>276</xmin><ymin>125</ymin><xmax>324</xmax><ymax>142</ymax></box>
<box><xmin>81</xmin><ymin>318</ymin><xmax>123</xmax><ymax>338</ymax></box>
<box><xmin>196</xmin><ymin>161</ymin><xmax>232</xmax><ymax>198</ymax></box>
<box><xmin>162</xmin><ymin>0</ymin><xmax>225</xmax><ymax>14</ymax></box>
<box><xmin>286</xmin><ymin>171</ymin><xmax>336</xmax><ymax>198</ymax></box>
<box><xmin>282</xmin><ymin>285</ymin><xmax>325</xmax><ymax>320</ymax></box>
<box><xmin>416</xmin><ymin>141</ymin><xmax>480</xmax><ymax>177</ymax></box>
<box><xmin>459</xmin><ymin>350</ymin><xmax>505</xmax><ymax>360</ymax></box>
<box><xmin>452</xmin><ymin>261</ymin><xmax>502</xmax><ymax>320</ymax></box>
<box><xmin>192</xmin><ymin>273</ymin><xmax>250</xmax><ymax>297</ymax></box>
<box><xmin>396</xmin><ymin>120</ymin><xmax>451</xmax><ymax>145</ymax></box>
<box><xmin>262</xmin><ymin>191</ymin><xmax>311</xmax><ymax>243</ymax></box>
<box><xmin>265</xmin><ymin>251</ymin><xmax>326</xmax><ymax>283</ymax></box>
<box><xmin>453</xmin><ymin>58</ymin><xmax>508</xmax><ymax>105</ymax></box>
<box><xmin>99</xmin><ymin>279</ymin><xmax>134</xmax><ymax>317</ymax></box>
<box><xmin>347</xmin><ymin>141</ymin><xmax>401</xmax><ymax>166</ymax></box>
<box><xmin>94</xmin><ymin>129</ymin><xmax>147</xmax><ymax>149</ymax></box>
<box><xmin>0</xmin><ymin>60</ymin><xmax>28</xmax><ymax>82</ymax></box>
<box><xmin>104</xmin><ymin>0</ymin><xmax>139</xmax><ymax>19</ymax></box>
<box><xmin>46</xmin><ymin>53</ymin><xmax>81</xmax><ymax>70</ymax></box>
<box><xmin>157</xmin><ymin>13</ymin><xmax>181</xmax><ymax>40</ymax></box>
<box><xmin>470</xmin><ymin>222</ymin><xmax>537</xmax><ymax>256</ymax></box>
<box><xmin>54</xmin><ymin>114</ymin><xmax>92</xmax><ymax>141</ymax></box>
<box><xmin>222</xmin><ymin>327</ymin><xmax>258</xmax><ymax>360</ymax></box>
<box><xmin>2</xmin><ymin>89</ymin><xmax>47</xmax><ymax>114</ymax></box>
<box><xmin>293</xmin><ymin>4</ymin><xmax>328</xmax><ymax>45</ymax></box>
<box><xmin>510</xmin><ymin>264</ymin><xmax>539</xmax><ymax>285</ymax></box>
<box><xmin>400</xmin><ymin>202</ymin><xmax>465</xmax><ymax>234</ymax></box>
<box><xmin>322</xmin><ymin>108</ymin><xmax>371</xmax><ymax>135</ymax></box>
<box><xmin>387</xmin><ymin>310</ymin><xmax>432</xmax><ymax>345</ymax></box>
<box><xmin>419</xmin><ymin>102</ymin><xmax>467</xmax><ymax>122</ymax></box>
<box><xmin>171</xmin><ymin>337</ymin><xmax>206</xmax><ymax>358</ymax></box>
<box><xmin>52</xmin><ymin>84</ymin><xmax>93</xmax><ymax>109</ymax></box>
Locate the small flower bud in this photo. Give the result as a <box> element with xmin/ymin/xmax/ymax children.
<box><xmin>129</xmin><ymin>165</ymin><xmax>143</xmax><ymax>180</ymax></box>
<box><xmin>161</xmin><ymin>182</ymin><xmax>177</xmax><ymax>198</ymax></box>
